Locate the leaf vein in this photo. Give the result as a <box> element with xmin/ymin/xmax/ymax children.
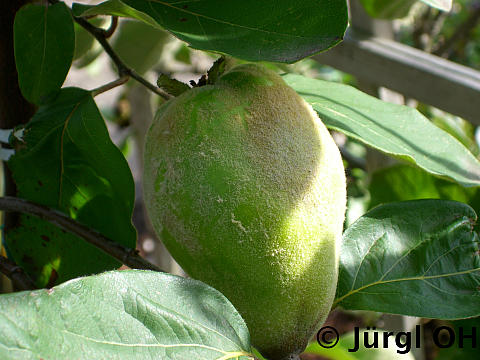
<box><xmin>334</xmin><ymin>267</ymin><xmax>480</xmax><ymax>307</ymax></box>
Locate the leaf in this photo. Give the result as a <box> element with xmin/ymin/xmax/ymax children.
<box><xmin>207</xmin><ymin>57</ymin><xmax>227</xmax><ymax>85</ymax></box>
<box><xmin>72</xmin><ymin>0</ymin><xmax>162</xmax><ymax>29</ymax></box>
<box><xmin>368</xmin><ymin>164</ymin><xmax>480</xmax><ymax>212</ymax></box>
<box><xmin>6</xmin><ymin>88</ymin><xmax>136</xmax><ymax>287</ymax></box>
<box><xmin>73</xmin><ymin>1</ymin><xmax>348</xmax><ymax>62</ymax></box>
<box><xmin>428</xmin><ymin>110</ymin><xmax>480</xmax><ymax>157</ymax></box>
<box><xmin>360</xmin><ymin>0</ymin><xmax>416</xmax><ymax>19</ymax></box>
<box><xmin>118</xmin><ymin>0</ymin><xmax>348</xmax><ymax>63</ymax></box>
<box><xmin>157</xmin><ymin>74</ymin><xmax>190</xmax><ymax>96</ymax></box>
<box><xmin>283</xmin><ymin>74</ymin><xmax>480</xmax><ymax>187</ymax></box>
<box><xmin>335</xmin><ymin>200</ymin><xmax>480</xmax><ymax>319</ymax></box>
<box><xmin>14</xmin><ymin>2</ymin><xmax>75</xmax><ymax>104</ymax></box>
<box><xmin>0</xmin><ymin>270</ymin><xmax>254</xmax><ymax>360</ymax></box>
<box><xmin>421</xmin><ymin>0</ymin><xmax>452</xmax><ymax>12</ymax></box>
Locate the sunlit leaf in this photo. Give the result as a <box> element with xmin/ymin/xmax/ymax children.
<box><xmin>335</xmin><ymin>200</ymin><xmax>480</xmax><ymax>319</ymax></box>
<box><xmin>284</xmin><ymin>74</ymin><xmax>480</xmax><ymax>187</ymax></box>
<box><xmin>0</xmin><ymin>270</ymin><xmax>254</xmax><ymax>360</ymax></box>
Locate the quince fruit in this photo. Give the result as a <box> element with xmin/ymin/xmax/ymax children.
<box><xmin>143</xmin><ymin>64</ymin><xmax>346</xmax><ymax>359</ymax></box>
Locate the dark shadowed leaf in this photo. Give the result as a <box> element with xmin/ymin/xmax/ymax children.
<box><xmin>0</xmin><ymin>270</ymin><xmax>254</xmax><ymax>360</ymax></box>
<box><xmin>14</xmin><ymin>2</ymin><xmax>74</xmax><ymax>104</ymax></box>
<box><xmin>335</xmin><ymin>200</ymin><xmax>480</xmax><ymax>319</ymax></box>
<box><xmin>6</xmin><ymin>88</ymin><xmax>136</xmax><ymax>287</ymax></box>
<box><xmin>75</xmin><ymin>0</ymin><xmax>348</xmax><ymax>63</ymax></box>
<box><xmin>283</xmin><ymin>74</ymin><xmax>480</xmax><ymax>187</ymax></box>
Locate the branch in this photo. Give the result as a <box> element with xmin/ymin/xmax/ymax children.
<box><xmin>91</xmin><ymin>75</ymin><xmax>129</xmax><ymax>97</ymax></box>
<box><xmin>48</xmin><ymin>0</ymin><xmax>173</xmax><ymax>100</ymax></box>
<box><xmin>0</xmin><ymin>255</ymin><xmax>36</xmax><ymax>290</ymax></box>
<box><xmin>0</xmin><ymin>196</ymin><xmax>162</xmax><ymax>273</ymax></box>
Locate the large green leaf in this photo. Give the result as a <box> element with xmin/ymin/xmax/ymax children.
<box><xmin>335</xmin><ymin>200</ymin><xmax>480</xmax><ymax>319</ymax></box>
<box><xmin>428</xmin><ymin>110</ymin><xmax>480</xmax><ymax>157</ymax></box>
<box><xmin>0</xmin><ymin>270</ymin><xmax>254</xmax><ymax>360</ymax></box>
<box><xmin>76</xmin><ymin>0</ymin><xmax>348</xmax><ymax>63</ymax></box>
<box><xmin>368</xmin><ymin>164</ymin><xmax>480</xmax><ymax>212</ymax></box>
<box><xmin>283</xmin><ymin>74</ymin><xmax>480</xmax><ymax>187</ymax></box>
<box><xmin>6</xmin><ymin>88</ymin><xmax>136</xmax><ymax>287</ymax></box>
<box><xmin>14</xmin><ymin>2</ymin><xmax>74</xmax><ymax>104</ymax></box>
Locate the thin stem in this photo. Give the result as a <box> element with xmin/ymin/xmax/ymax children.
<box><xmin>0</xmin><ymin>255</ymin><xmax>36</xmax><ymax>290</ymax></box>
<box><xmin>75</xmin><ymin>16</ymin><xmax>127</xmax><ymax>73</ymax></box>
<box><xmin>0</xmin><ymin>196</ymin><xmax>162</xmax><ymax>273</ymax></box>
<box><xmin>48</xmin><ymin>0</ymin><xmax>173</xmax><ymax>100</ymax></box>
<box><xmin>75</xmin><ymin>16</ymin><xmax>173</xmax><ymax>100</ymax></box>
<box><xmin>91</xmin><ymin>75</ymin><xmax>130</xmax><ymax>97</ymax></box>
<box><xmin>129</xmin><ymin>69</ymin><xmax>173</xmax><ymax>98</ymax></box>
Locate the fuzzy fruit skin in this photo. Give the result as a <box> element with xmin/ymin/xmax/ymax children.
<box><xmin>143</xmin><ymin>64</ymin><xmax>346</xmax><ymax>359</ymax></box>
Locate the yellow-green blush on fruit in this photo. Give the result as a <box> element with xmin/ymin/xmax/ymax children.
<box><xmin>143</xmin><ymin>64</ymin><xmax>346</xmax><ymax>359</ymax></box>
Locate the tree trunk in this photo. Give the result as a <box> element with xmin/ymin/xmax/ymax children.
<box><xmin>0</xmin><ymin>0</ymin><xmax>37</xmax><ymax>292</ymax></box>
